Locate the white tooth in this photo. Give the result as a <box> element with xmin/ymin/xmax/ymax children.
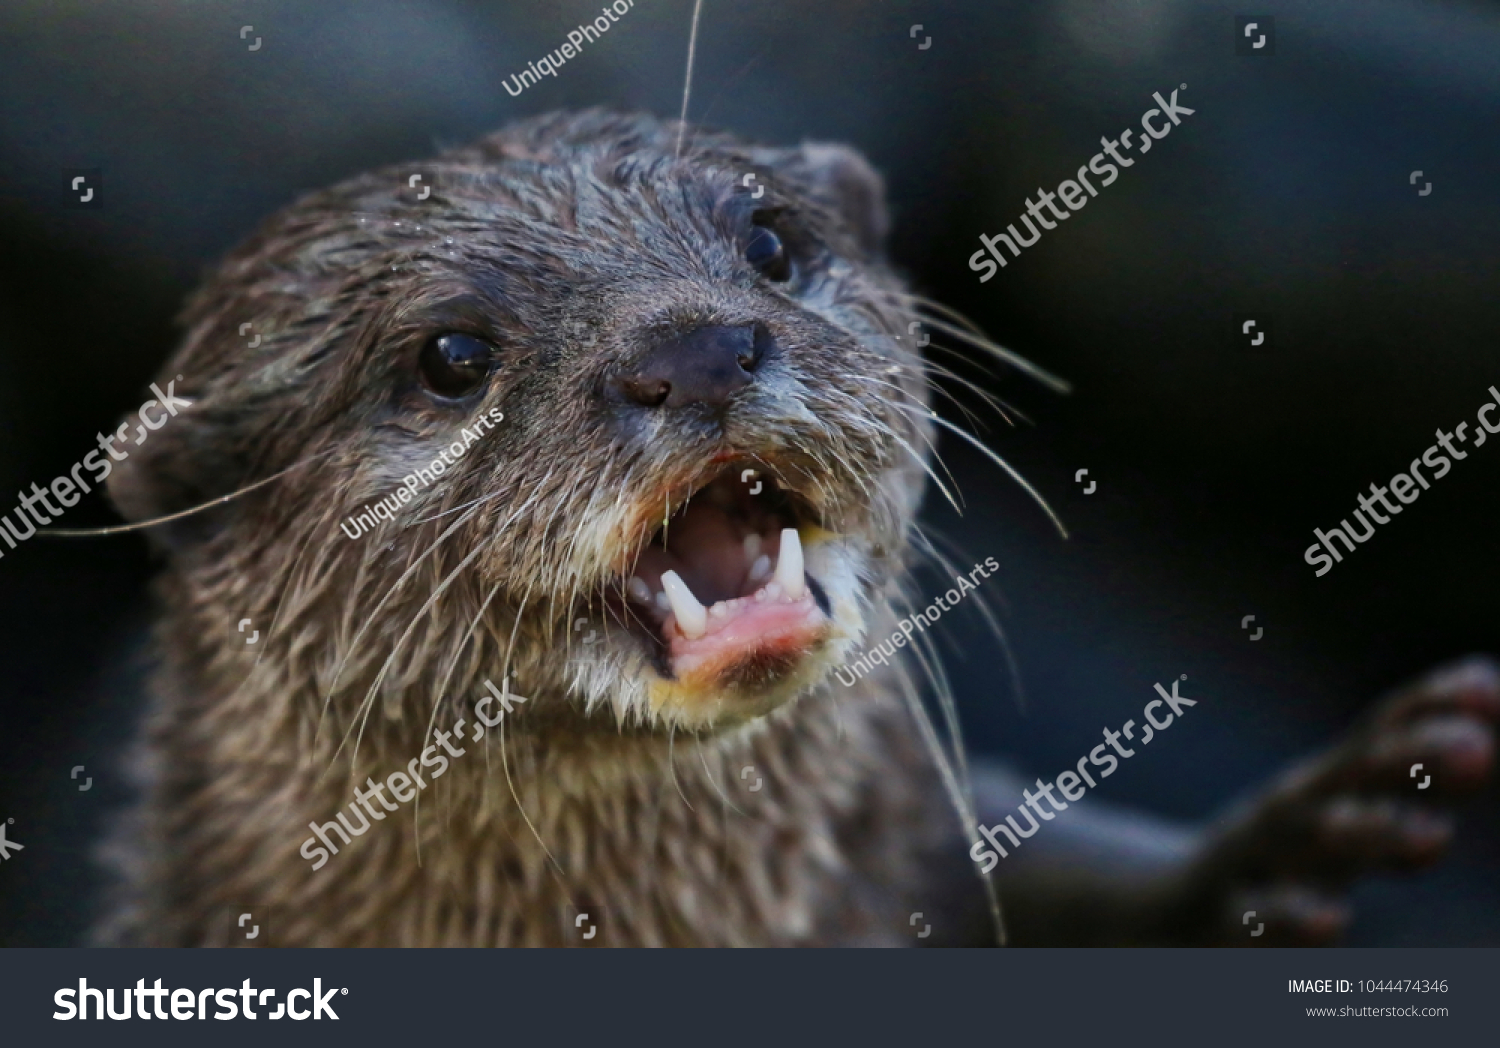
<box><xmin>774</xmin><ymin>528</ymin><xmax>805</xmax><ymax>600</ymax></box>
<box><xmin>749</xmin><ymin>553</ymin><xmax>771</xmax><ymax>582</ymax></box>
<box><xmin>660</xmin><ymin>569</ymin><xmax>708</xmax><ymax>639</ymax></box>
<box><xmin>655</xmin><ymin>591</ymin><xmax>672</xmax><ymax>612</ymax></box>
<box><xmin>743</xmin><ymin>534</ymin><xmax>762</xmax><ymax>562</ymax></box>
<box><xmin>627</xmin><ymin>577</ymin><xmax>653</xmax><ymax>604</ymax></box>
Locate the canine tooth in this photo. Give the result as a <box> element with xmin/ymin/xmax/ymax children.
<box><xmin>749</xmin><ymin>553</ymin><xmax>771</xmax><ymax>582</ymax></box>
<box><xmin>743</xmin><ymin>534</ymin><xmax>762</xmax><ymax>562</ymax></box>
<box><xmin>774</xmin><ymin>528</ymin><xmax>805</xmax><ymax>599</ymax></box>
<box><xmin>660</xmin><ymin>570</ymin><xmax>707</xmax><ymax>639</ymax></box>
<box><xmin>627</xmin><ymin>577</ymin><xmax>652</xmax><ymax>604</ymax></box>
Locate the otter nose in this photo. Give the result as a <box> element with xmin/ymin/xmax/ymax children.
<box><xmin>609</xmin><ymin>324</ymin><xmax>767</xmax><ymax>409</ymax></box>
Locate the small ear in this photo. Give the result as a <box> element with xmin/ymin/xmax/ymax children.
<box><xmin>791</xmin><ymin>142</ymin><xmax>891</xmax><ymax>256</ymax></box>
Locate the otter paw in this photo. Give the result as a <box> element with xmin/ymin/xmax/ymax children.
<box><xmin>1176</xmin><ymin>656</ymin><xmax>1499</xmax><ymax>944</ymax></box>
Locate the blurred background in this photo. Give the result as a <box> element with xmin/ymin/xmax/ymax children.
<box><xmin>2</xmin><ymin>0</ymin><xmax>1498</xmax><ymax>945</ymax></box>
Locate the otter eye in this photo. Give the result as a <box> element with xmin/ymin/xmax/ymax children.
<box><xmin>744</xmin><ymin>226</ymin><xmax>790</xmax><ymax>282</ymax></box>
<box><xmin>419</xmin><ymin>333</ymin><xmax>492</xmax><ymax>399</ymax></box>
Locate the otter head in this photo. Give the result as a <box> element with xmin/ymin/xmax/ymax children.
<box><xmin>109</xmin><ymin>110</ymin><xmax>931</xmax><ymax>741</ymax></box>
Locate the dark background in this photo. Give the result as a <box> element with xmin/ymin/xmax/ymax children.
<box><xmin>2</xmin><ymin>0</ymin><xmax>1497</xmax><ymax>946</ymax></box>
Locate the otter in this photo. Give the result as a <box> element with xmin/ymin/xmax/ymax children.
<box><xmin>93</xmin><ymin>110</ymin><xmax>1498</xmax><ymax>947</ymax></box>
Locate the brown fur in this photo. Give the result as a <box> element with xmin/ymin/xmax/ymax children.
<box><xmin>95</xmin><ymin>110</ymin><xmax>978</xmax><ymax>947</ymax></box>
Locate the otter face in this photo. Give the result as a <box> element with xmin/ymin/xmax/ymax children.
<box><xmin>111</xmin><ymin>111</ymin><xmax>931</xmax><ymax>736</ymax></box>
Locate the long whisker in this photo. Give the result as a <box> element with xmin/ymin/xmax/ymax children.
<box><xmin>848</xmin><ymin>374</ymin><xmax>964</xmax><ymax>506</ymax></box>
<box><xmin>893</xmin><ymin>591</ymin><xmax>973</xmax><ymax>796</ymax></box>
<box><xmin>908</xmin><ymin>293</ymin><xmax>987</xmax><ymax>338</ymax></box>
<box><xmin>337</xmin><ymin>539</ymin><xmax>489</xmax><ymax>777</ymax></box>
<box><xmin>817</xmin><ymin>377</ymin><xmax>964</xmax><ymax>516</ymax></box>
<box><xmin>667</xmin><ymin>725</ymin><xmax>695</xmax><ymax>812</ymax></box>
<box><xmin>889</xmin><ymin>655</ymin><xmax>1006</xmax><ymax>945</ymax></box>
<box><xmin>917</xmin><ymin>350</ymin><xmax>1028</xmax><ymax>428</ymax></box>
<box><xmin>673</xmin><ymin>0</ymin><xmax>705</xmax><ymax>158</ymax></box>
<box><xmin>914</xmin><ymin>525</ymin><xmax>1026</xmax><ymax>712</ymax></box>
<box><xmin>915</xmin><ymin>314</ymin><xmax>1070</xmax><ymax>395</ymax></box>
<box><xmin>891</xmin><ymin>401</ymin><xmax>1068</xmax><ymax>540</ymax></box>
<box><xmin>38</xmin><ymin>447</ymin><xmax>339</xmax><ymax>537</ymax></box>
<box><xmin>498</xmin><ymin>701</ymin><xmax>570</xmax><ymax>889</ymax></box>
<box><xmin>921</xmin><ymin>341</ymin><xmax>1036</xmax><ymax>424</ymax></box>
<box><xmin>414</xmin><ymin>577</ymin><xmax>503</xmax><ymax>864</ymax></box>
<box><xmin>696</xmin><ymin>735</ymin><xmax>746</xmax><ymax>818</ymax></box>
<box><xmin>852</xmin><ymin>336</ymin><xmax>1000</xmax><ymax>427</ymax></box>
<box><xmin>316</xmin><ymin>506</ymin><xmax>480</xmax><ymax>750</ymax></box>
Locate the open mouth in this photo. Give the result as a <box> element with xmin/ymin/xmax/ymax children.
<box><xmin>613</xmin><ymin>464</ymin><xmax>834</xmax><ymax>690</ymax></box>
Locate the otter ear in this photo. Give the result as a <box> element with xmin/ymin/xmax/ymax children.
<box><xmin>788</xmin><ymin>142</ymin><xmax>890</xmax><ymax>256</ymax></box>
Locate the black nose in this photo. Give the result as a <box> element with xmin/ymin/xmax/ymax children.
<box><xmin>609</xmin><ymin>324</ymin><xmax>767</xmax><ymax>409</ymax></box>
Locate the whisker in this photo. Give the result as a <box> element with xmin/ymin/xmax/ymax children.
<box><xmin>335</xmin><ymin>539</ymin><xmax>488</xmax><ymax>777</ymax></box>
<box><xmin>499</xmin><ymin>699</ymin><xmax>571</xmax><ymax>891</ymax></box>
<box><xmin>846</xmin><ymin>374</ymin><xmax>964</xmax><ymax>505</ymax></box>
<box><xmin>673</xmin><ymin>0</ymin><xmax>706</xmax><ymax>158</ymax></box>
<box><xmin>695</xmin><ymin>735</ymin><xmax>746</xmax><ymax>818</ymax></box>
<box><xmin>909</xmin><ymin>293</ymin><xmax>987</xmax><ymax>338</ymax></box>
<box><xmin>38</xmin><ymin>446</ymin><xmax>339</xmax><ymax>537</ymax></box>
<box><xmin>891</xmin><ymin>402</ymin><xmax>1068</xmax><ymax>540</ymax></box>
<box><xmin>916</xmin><ymin>314</ymin><xmax>1070</xmax><ymax>394</ymax></box>
<box><xmin>917</xmin><ymin>350</ymin><xmax>1029</xmax><ymax>428</ymax></box>
<box><xmin>888</xmin><ymin>655</ymin><xmax>1006</xmax><ymax>946</ymax></box>
<box><xmin>914</xmin><ymin>525</ymin><xmax>1026</xmax><ymax>713</ymax></box>
<box><xmin>814</xmin><ymin>378</ymin><xmax>963</xmax><ymax>516</ymax></box>
<box><xmin>315</xmin><ymin>506</ymin><xmax>481</xmax><ymax>751</ymax></box>
<box><xmin>414</xmin><ymin>578</ymin><xmax>504</xmax><ymax>864</ymax></box>
<box><xmin>667</xmin><ymin>725</ymin><xmax>695</xmax><ymax>812</ymax></box>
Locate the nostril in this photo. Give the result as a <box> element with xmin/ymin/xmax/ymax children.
<box><xmin>619</xmin><ymin>375</ymin><xmax>671</xmax><ymax>407</ymax></box>
<box><xmin>609</xmin><ymin>323</ymin><xmax>770</xmax><ymax>411</ymax></box>
<box><xmin>742</xmin><ymin>322</ymin><xmax>773</xmax><ymax>373</ymax></box>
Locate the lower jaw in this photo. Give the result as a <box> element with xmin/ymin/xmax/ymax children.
<box><xmin>644</xmin><ymin>628</ymin><xmax>835</xmax><ymax>727</ymax></box>
<box><xmin>643</xmin><ymin>588</ymin><xmax>838</xmax><ymax>726</ymax></box>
